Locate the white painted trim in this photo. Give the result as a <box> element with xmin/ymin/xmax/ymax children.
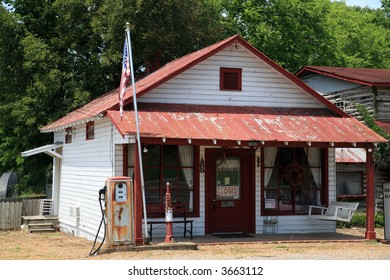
<box><xmin>21</xmin><ymin>143</ymin><xmax>63</xmax><ymax>159</ymax></box>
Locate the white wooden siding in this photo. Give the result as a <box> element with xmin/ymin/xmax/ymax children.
<box><xmin>300</xmin><ymin>74</ymin><xmax>357</xmax><ymax>94</ymax></box>
<box><xmin>115</xmin><ymin>144</ymin><xmax>123</xmax><ymax>176</ymax></box>
<box><xmin>139</xmin><ymin>43</ymin><xmax>326</xmax><ymax>108</ymax></box>
<box><xmin>55</xmin><ymin>118</ymin><xmax>117</xmax><ymax>240</ymax></box>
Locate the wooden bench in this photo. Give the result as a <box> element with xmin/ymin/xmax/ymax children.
<box><xmin>146</xmin><ymin>204</ymin><xmax>193</xmax><ymax>241</ymax></box>
<box><xmin>308</xmin><ymin>201</ymin><xmax>359</xmax><ymax>222</ymax></box>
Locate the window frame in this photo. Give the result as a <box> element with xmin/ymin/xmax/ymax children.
<box><xmin>65</xmin><ymin>127</ymin><xmax>72</xmax><ymax>144</ymax></box>
<box><xmin>86</xmin><ymin>121</ymin><xmax>95</xmax><ymax>140</ymax></box>
<box><xmin>220</xmin><ymin>67</ymin><xmax>242</xmax><ymax>91</ymax></box>
<box><xmin>336</xmin><ymin>171</ymin><xmax>364</xmax><ymax>195</ymax></box>
<box><xmin>127</xmin><ymin>144</ymin><xmax>199</xmax><ymax>217</ymax></box>
<box><xmin>262</xmin><ymin>147</ymin><xmax>327</xmax><ymax>216</ymax></box>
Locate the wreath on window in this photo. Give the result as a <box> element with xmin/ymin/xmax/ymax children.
<box><xmin>281</xmin><ymin>161</ymin><xmax>305</xmax><ymax>187</ymax></box>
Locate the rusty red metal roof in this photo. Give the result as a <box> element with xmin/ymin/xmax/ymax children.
<box><xmin>296</xmin><ymin>66</ymin><xmax>390</xmax><ymax>87</ymax></box>
<box><xmin>107</xmin><ymin>103</ymin><xmax>387</xmax><ymax>146</ymax></box>
<box><xmin>336</xmin><ymin>148</ymin><xmax>366</xmax><ymax>163</ymax></box>
<box><xmin>375</xmin><ymin>120</ymin><xmax>390</xmax><ymax>135</ymax></box>
<box><xmin>41</xmin><ymin>35</ymin><xmax>347</xmax><ymax>132</ymax></box>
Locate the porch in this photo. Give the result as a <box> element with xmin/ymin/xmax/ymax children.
<box><xmin>141</xmin><ymin>227</ymin><xmax>385</xmax><ymax>246</ymax></box>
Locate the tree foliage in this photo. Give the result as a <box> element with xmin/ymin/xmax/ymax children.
<box><xmin>0</xmin><ymin>0</ymin><xmax>225</xmax><ymax>194</ymax></box>
<box><xmin>0</xmin><ymin>0</ymin><xmax>389</xmax><ymax>194</ymax></box>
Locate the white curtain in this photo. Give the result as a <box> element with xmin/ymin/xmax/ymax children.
<box><xmin>306</xmin><ymin>148</ymin><xmax>321</xmax><ymax>186</ymax></box>
<box><xmin>178</xmin><ymin>145</ymin><xmax>194</xmax><ymax>211</ymax></box>
<box><xmin>128</xmin><ymin>144</ymin><xmax>134</xmax><ymax>178</ymax></box>
<box><xmin>264</xmin><ymin>147</ymin><xmax>278</xmax><ymax>187</ymax></box>
<box><xmin>306</xmin><ymin>147</ymin><xmax>321</xmax><ymax>205</ymax></box>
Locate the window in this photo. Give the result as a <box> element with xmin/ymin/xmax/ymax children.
<box><xmin>220</xmin><ymin>67</ymin><xmax>242</xmax><ymax>91</ymax></box>
<box><xmin>128</xmin><ymin>144</ymin><xmax>197</xmax><ymax>216</ymax></box>
<box><xmin>65</xmin><ymin>127</ymin><xmax>72</xmax><ymax>144</ymax></box>
<box><xmin>336</xmin><ymin>172</ymin><xmax>363</xmax><ymax>195</ymax></box>
<box><xmin>263</xmin><ymin>147</ymin><xmax>324</xmax><ymax>215</ymax></box>
<box><xmin>86</xmin><ymin>121</ymin><xmax>94</xmax><ymax>140</ymax></box>
<box><xmin>334</xmin><ymin>99</ymin><xmax>347</xmax><ymax>111</ymax></box>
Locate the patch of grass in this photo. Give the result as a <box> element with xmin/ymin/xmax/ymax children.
<box><xmin>11</xmin><ymin>246</ymin><xmax>21</xmax><ymax>253</ymax></box>
<box><xmin>43</xmin><ymin>233</ymin><xmax>62</xmax><ymax>238</ymax></box>
<box><xmin>275</xmin><ymin>245</ymin><xmax>288</xmax><ymax>249</ymax></box>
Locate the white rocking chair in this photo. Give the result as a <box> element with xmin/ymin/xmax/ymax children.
<box><xmin>308</xmin><ymin>201</ymin><xmax>359</xmax><ymax>222</ymax></box>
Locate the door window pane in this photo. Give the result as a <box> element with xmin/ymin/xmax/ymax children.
<box><xmin>216</xmin><ymin>158</ymin><xmax>240</xmax><ymax>200</ymax></box>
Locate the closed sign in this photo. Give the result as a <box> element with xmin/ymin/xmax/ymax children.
<box><xmin>216</xmin><ymin>185</ymin><xmax>240</xmax><ymax>200</ymax></box>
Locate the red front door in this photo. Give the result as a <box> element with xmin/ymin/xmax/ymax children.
<box><xmin>205</xmin><ymin>149</ymin><xmax>255</xmax><ymax>234</ymax></box>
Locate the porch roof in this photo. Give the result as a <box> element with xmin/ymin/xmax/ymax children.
<box><xmin>335</xmin><ymin>148</ymin><xmax>366</xmax><ymax>163</ymax></box>
<box><xmin>107</xmin><ymin>103</ymin><xmax>387</xmax><ymax>147</ymax></box>
<box><xmin>21</xmin><ymin>142</ymin><xmax>63</xmax><ymax>159</ymax></box>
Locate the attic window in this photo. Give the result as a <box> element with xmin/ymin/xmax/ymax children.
<box><xmin>86</xmin><ymin>121</ymin><xmax>94</xmax><ymax>140</ymax></box>
<box><xmin>334</xmin><ymin>100</ymin><xmax>347</xmax><ymax>111</ymax></box>
<box><xmin>65</xmin><ymin>127</ymin><xmax>72</xmax><ymax>144</ymax></box>
<box><xmin>220</xmin><ymin>67</ymin><xmax>242</xmax><ymax>91</ymax></box>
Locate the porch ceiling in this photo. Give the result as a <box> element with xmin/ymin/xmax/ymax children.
<box><xmin>107</xmin><ymin>103</ymin><xmax>387</xmax><ymax>147</ymax></box>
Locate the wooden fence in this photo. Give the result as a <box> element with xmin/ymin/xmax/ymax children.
<box><xmin>0</xmin><ymin>198</ymin><xmax>41</xmax><ymax>230</ymax></box>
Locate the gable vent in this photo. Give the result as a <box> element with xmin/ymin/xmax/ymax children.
<box><xmin>220</xmin><ymin>67</ymin><xmax>242</xmax><ymax>91</ymax></box>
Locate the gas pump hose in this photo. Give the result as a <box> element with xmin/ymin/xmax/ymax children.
<box><xmin>89</xmin><ymin>186</ymin><xmax>107</xmax><ymax>256</ymax></box>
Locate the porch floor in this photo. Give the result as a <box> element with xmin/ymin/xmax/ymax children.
<box><xmin>99</xmin><ymin>228</ymin><xmax>387</xmax><ymax>254</ymax></box>
<box><xmin>149</xmin><ymin>234</ymin><xmax>363</xmax><ymax>246</ymax></box>
<box><xmin>147</xmin><ymin>228</ymin><xmax>384</xmax><ymax>246</ymax></box>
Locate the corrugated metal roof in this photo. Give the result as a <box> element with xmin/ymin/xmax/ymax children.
<box><xmin>41</xmin><ymin>35</ymin><xmax>242</xmax><ymax>132</ymax></box>
<box><xmin>107</xmin><ymin>104</ymin><xmax>387</xmax><ymax>145</ymax></box>
<box><xmin>335</xmin><ymin>148</ymin><xmax>366</xmax><ymax>163</ymax></box>
<box><xmin>296</xmin><ymin>66</ymin><xmax>390</xmax><ymax>87</ymax></box>
<box><xmin>375</xmin><ymin>120</ymin><xmax>390</xmax><ymax>135</ymax></box>
<box><xmin>41</xmin><ymin>35</ymin><xmax>347</xmax><ymax>133</ymax></box>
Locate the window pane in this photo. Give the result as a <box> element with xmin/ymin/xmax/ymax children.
<box><xmin>145</xmin><ymin>167</ymin><xmax>160</xmax><ymax>204</ymax></box>
<box><xmin>144</xmin><ymin>145</ymin><xmax>160</xmax><ymax>166</ymax></box>
<box><xmin>264</xmin><ymin>147</ymin><xmax>323</xmax><ymax>214</ymax></box>
<box><xmin>216</xmin><ymin>158</ymin><xmax>240</xmax><ymax>200</ymax></box>
<box><xmin>163</xmin><ymin>145</ymin><xmax>178</xmax><ymax>166</ymax></box>
<box><xmin>176</xmin><ymin>168</ymin><xmax>191</xmax><ymax>205</ymax></box>
<box><xmin>336</xmin><ymin>172</ymin><xmax>362</xmax><ymax>195</ymax></box>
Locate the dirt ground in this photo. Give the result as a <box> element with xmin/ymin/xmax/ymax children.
<box><xmin>0</xmin><ymin>228</ymin><xmax>389</xmax><ymax>260</ymax></box>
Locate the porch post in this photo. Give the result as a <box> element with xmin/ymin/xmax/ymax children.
<box><xmin>365</xmin><ymin>147</ymin><xmax>376</xmax><ymax>240</ymax></box>
<box><xmin>133</xmin><ymin>143</ymin><xmax>144</xmax><ymax>244</ymax></box>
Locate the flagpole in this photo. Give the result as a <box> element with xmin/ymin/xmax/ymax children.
<box><xmin>125</xmin><ymin>23</ymin><xmax>149</xmax><ymax>243</ymax></box>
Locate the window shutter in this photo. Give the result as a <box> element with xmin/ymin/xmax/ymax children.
<box><xmin>220</xmin><ymin>68</ymin><xmax>242</xmax><ymax>91</ymax></box>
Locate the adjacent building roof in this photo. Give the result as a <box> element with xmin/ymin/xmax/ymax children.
<box><xmin>375</xmin><ymin>120</ymin><xmax>390</xmax><ymax>135</ymax></box>
<box><xmin>41</xmin><ymin>35</ymin><xmax>347</xmax><ymax>133</ymax></box>
<box><xmin>295</xmin><ymin>66</ymin><xmax>390</xmax><ymax>87</ymax></box>
<box><xmin>335</xmin><ymin>148</ymin><xmax>366</xmax><ymax>163</ymax></box>
<box><xmin>107</xmin><ymin>103</ymin><xmax>387</xmax><ymax>146</ymax></box>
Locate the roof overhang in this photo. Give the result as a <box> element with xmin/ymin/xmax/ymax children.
<box><xmin>107</xmin><ymin>104</ymin><xmax>387</xmax><ymax>148</ymax></box>
<box><xmin>21</xmin><ymin>142</ymin><xmax>63</xmax><ymax>159</ymax></box>
<box><xmin>336</xmin><ymin>148</ymin><xmax>366</xmax><ymax>163</ymax></box>
<box><xmin>296</xmin><ymin>66</ymin><xmax>390</xmax><ymax>87</ymax></box>
<box><xmin>375</xmin><ymin>121</ymin><xmax>390</xmax><ymax>136</ymax></box>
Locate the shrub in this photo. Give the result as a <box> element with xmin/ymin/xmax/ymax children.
<box><xmin>336</xmin><ymin>213</ymin><xmax>384</xmax><ymax>228</ymax></box>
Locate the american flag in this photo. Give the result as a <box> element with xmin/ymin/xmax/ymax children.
<box><xmin>119</xmin><ymin>39</ymin><xmax>130</xmax><ymax>116</ymax></box>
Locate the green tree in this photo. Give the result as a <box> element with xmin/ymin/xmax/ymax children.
<box><xmin>0</xmin><ymin>0</ymin><xmax>224</xmax><ymax>195</ymax></box>
<box><xmin>221</xmin><ymin>0</ymin><xmax>337</xmax><ymax>72</ymax></box>
<box><xmin>327</xmin><ymin>2</ymin><xmax>390</xmax><ymax>68</ymax></box>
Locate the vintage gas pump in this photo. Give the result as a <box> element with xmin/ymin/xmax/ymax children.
<box><xmin>105</xmin><ymin>176</ymin><xmax>134</xmax><ymax>246</ymax></box>
<box><xmin>165</xmin><ymin>182</ymin><xmax>174</xmax><ymax>243</ymax></box>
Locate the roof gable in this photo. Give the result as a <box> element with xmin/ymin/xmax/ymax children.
<box><xmin>296</xmin><ymin>66</ymin><xmax>390</xmax><ymax>87</ymax></box>
<box><xmin>41</xmin><ymin>35</ymin><xmax>348</xmax><ymax>133</ymax></box>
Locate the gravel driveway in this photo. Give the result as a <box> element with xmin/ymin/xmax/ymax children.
<box><xmin>0</xmin><ymin>227</ymin><xmax>389</xmax><ymax>260</ymax></box>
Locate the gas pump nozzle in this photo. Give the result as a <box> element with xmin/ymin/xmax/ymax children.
<box><xmin>99</xmin><ymin>186</ymin><xmax>107</xmax><ymax>201</ymax></box>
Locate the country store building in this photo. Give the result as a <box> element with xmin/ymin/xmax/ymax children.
<box><xmin>24</xmin><ymin>35</ymin><xmax>387</xmax><ymax>244</ymax></box>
